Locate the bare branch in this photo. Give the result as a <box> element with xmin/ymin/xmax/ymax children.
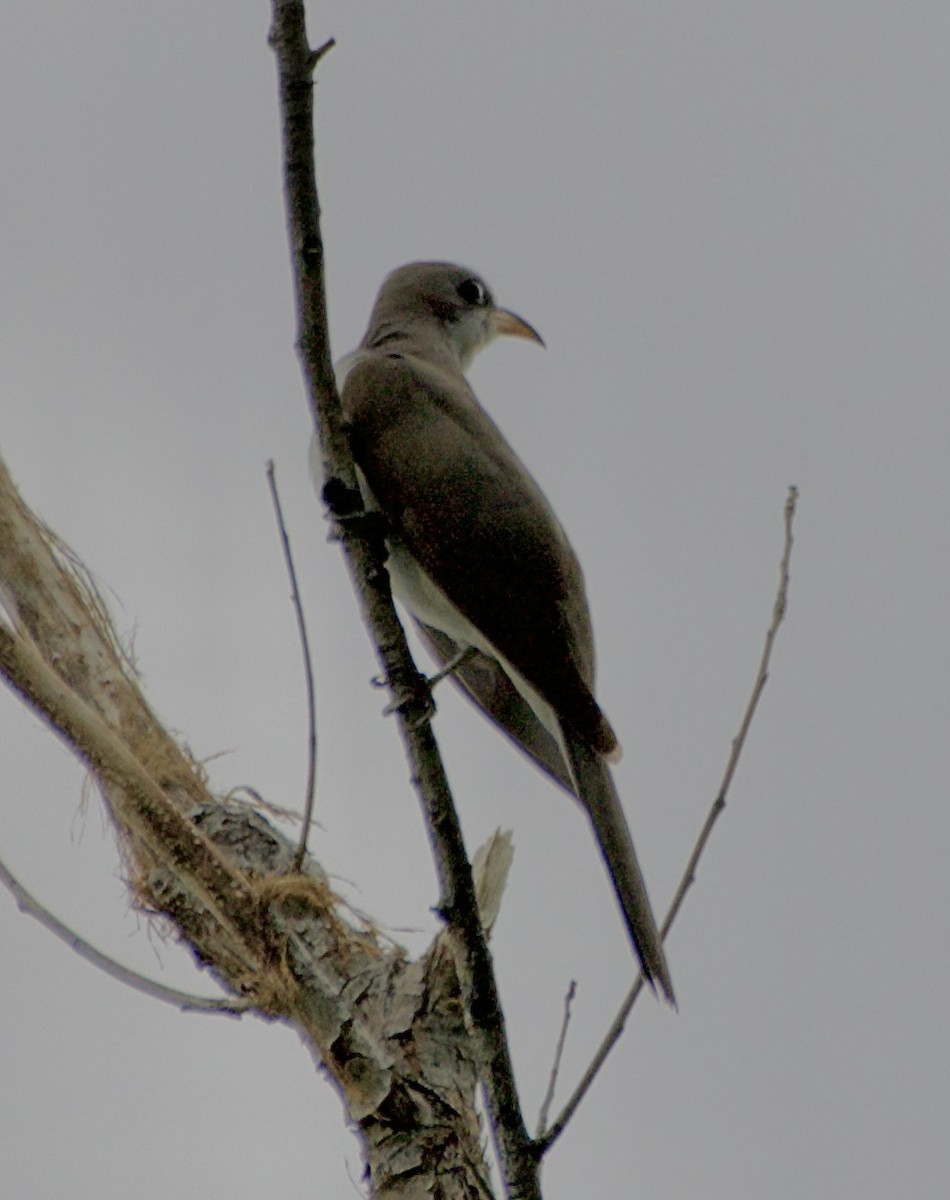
<box><xmin>0</xmin><ymin>450</ymin><xmax>499</xmax><ymax>1194</ymax></box>
<box><xmin>268</xmin><ymin>4</ymin><xmax>537</xmax><ymax>1194</ymax></box>
<box><xmin>308</xmin><ymin>37</ymin><xmax>336</xmax><ymax>68</ymax></box>
<box><xmin>664</xmin><ymin>485</ymin><xmax>798</xmax><ymax>929</ymax></box>
<box><xmin>0</xmin><ymin>852</ymin><xmax>251</xmax><ymax>1015</ymax></box>
<box><xmin>265</xmin><ymin>460</ymin><xmax>318</xmax><ymax>869</ymax></box>
<box><xmin>536</xmin><ymin>485</ymin><xmax>799</xmax><ymax>1153</ymax></box>
<box><xmin>0</xmin><ymin>628</ymin><xmax>265</xmax><ymax>964</ymax></box>
<box><xmin>536</xmin><ymin>981</ymin><xmax>577</xmax><ymax>1138</ymax></box>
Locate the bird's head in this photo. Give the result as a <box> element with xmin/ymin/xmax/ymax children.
<box><xmin>365</xmin><ymin>261</ymin><xmax>544</xmax><ymax>370</ymax></box>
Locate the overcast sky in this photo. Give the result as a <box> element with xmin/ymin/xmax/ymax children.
<box><xmin>3</xmin><ymin>3</ymin><xmax>949</xmax><ymax>1197</ymax></box>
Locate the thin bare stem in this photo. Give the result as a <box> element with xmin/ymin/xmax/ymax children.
<box><xmin>536</xmin><ymin>981</ymin><xmax>577</xmax><ymax>1138</ymax></box>
<box><xmin>308</xmin><ymin>37</ymin><xmax>336</xmax><ymax>68</ymax></box>
<box><xmin>265</xmin><ymin>461</ymin><xmax>318</xmax><ymax>870</ymax></box>
<box><xmin>0</xmin><ymin>853</ymin><xmax>252</xmax><ymax>1015</ymax></box>
<box><xmin>535</xmin><ymin>485</ymin><xmax>799</xmax><ymax>1154</ymax></box>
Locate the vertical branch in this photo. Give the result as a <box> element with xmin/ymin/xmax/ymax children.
<box><xmin>267</xmin><ymin>5</ymin><xmax>539</xmax><ymax>1195</ymax></box>
<box><xmin>265</xmin><ymin>461</ymin><xmax>319</xmax><ymax>869</ymax></box>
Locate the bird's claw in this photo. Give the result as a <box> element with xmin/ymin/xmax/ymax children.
<box><xmin>380</xmin><ymin>671</ymin><xmax>436</xmax><ymax>728</ymax></box>
<box><xmin>427</xmin><ymin>644</ymin><xmax>477</xmax><ymax>688</ymax></box>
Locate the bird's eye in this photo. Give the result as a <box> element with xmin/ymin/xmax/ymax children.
<box><xmin>457</xmin><ymin>277</ymin><xmax>488</xmax><ymax>307</ymax></box>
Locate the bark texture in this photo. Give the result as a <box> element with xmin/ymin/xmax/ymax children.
<box><xmin>0</xmin><ymin>455</ymin><xmax>497</xmax><ymax>1197</ymax></box>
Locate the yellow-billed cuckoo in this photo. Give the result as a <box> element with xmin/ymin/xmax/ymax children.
<box><xmin>329</xmin><ymin>261</ymin><xmax>673</xmax><ymax>1001</ymax></box>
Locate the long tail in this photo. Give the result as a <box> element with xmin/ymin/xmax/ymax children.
<box><xmin>564</xmin><ymin>729</ymin><xmax>675</xmax><ymax>1005</ymax></box>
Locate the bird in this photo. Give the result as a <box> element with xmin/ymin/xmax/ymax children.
<box><xmin>330</xmin><ymin>261</ymin><xmax>673</xmax><ymax>1002</ymax></box>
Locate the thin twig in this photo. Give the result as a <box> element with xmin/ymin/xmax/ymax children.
<box><xmin>536</xmin><ymin>981</ymin><xmax>577</xmax><ymax>1138</ymax></box>
<box><xmin>0</xmin><ymin>853</ymin><xmax>252</xmax><ymax>1016</ymax></box>
<box><xmin>265</xmin><ymin>460</ymin><xmax>318</xmax><ymax>870</ymax></box>
<box><xmin>535</xmin><ymin>485</ymin><xmax>799</xmax><ymax>1154</ymax></box>
<box><xmin>307</xmin><ymin>36</ymin><xmax>336</xmax><ymax>68</ymax></box>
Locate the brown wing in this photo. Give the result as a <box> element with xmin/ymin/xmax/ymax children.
<box><xmin>342</xmin><ymin>352</ymin><xmax>617</xmax><ymax>756</ymax></box>
<box><xmin>415</xmin><ymin>620</ymin><xmax>575</xmax><ymax>793</ymax></box>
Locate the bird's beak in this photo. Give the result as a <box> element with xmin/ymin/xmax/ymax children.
<box><xmin>491</xmin><ymin>307</ymin><xmax>545</xmax><ymax>347</ymax></box>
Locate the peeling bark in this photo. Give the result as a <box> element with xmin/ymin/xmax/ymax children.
<box><xmin>0</xmin><ymin>456</ymin><xmax>497</xmax><ymax>1196</ymax></box>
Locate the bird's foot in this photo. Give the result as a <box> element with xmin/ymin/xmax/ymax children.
<box><xmin>375</xmin><ymin>669</ymin><xmax>436</xmax><ymax>729</ymax></box>
<box><xmin>326</xmin><ymin>506</ymin><xmax>390</xmax><ymax>551</ymax></box>
<box><xmin>427</xmin><ymin>644</ymin><xmax>477</xmax><ymax>688</ymax></box>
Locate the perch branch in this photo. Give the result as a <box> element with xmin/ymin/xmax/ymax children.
<box><xmin>268</xmin><ymin>3</ymin><xmax>536</xmax><ymax>1194</ymax></box>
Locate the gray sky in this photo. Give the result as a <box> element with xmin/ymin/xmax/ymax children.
<box><xmin>3</xmin><ymin>2</ymin><xmax>949</xmax><ymax>1196</ymax></box>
